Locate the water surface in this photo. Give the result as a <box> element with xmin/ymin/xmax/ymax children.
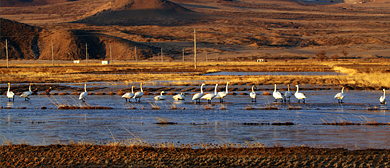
<box><xmin>0</xmin><ymin>87</ymin><xmax>388</xmax><ymax>150</ymax></box>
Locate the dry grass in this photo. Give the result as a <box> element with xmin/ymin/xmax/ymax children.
<box><xmin>219</xmin><ymin>105</ymin><xmax>227</xmax><ymax>110</ymax></box>
<box><xmin>203</xmin><ymin>105</ymin><xmax>215</xmax><ymax>110</ymax></box>
<box><xmin>244</xmin><ymin>105</ymin><xmax>255</xmax><ymax>110</ymax></box>
<box><xmin>1</xmin><ymin>61</ymin><xmax>390</xmax><ymax>88</ymax></box>
<box><xmin>287</xmin><ymin>104</ymin><xmax>302</xmax><ymax>110</ymax></box>
<box><xmin>155</xmin><ymin>117</ymin><xmax>177</xmax><ymax>125</ymax></box>
<box><xmin>240</xmin><ymin>122</ymin><xmax>294</xmax><ymax>126</ymax></box>
<box><xmin>262</xmin><ymin>91</ymin><xmax>271</xmax><ymax>96</ymax></box>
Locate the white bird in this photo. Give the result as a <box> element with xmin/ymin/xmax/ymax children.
<box><xmin>273</xmin><ymin>84</ymin><xmax>284</xmax><ymax>102</ymax></box>
<box><xmin>6</xmin><ymin>83</ymin><xmax>15</xmax><ymax>102</ymax></box>
<box><xmin>215</xmin><ymin>82</ymin><xmax>229</xmax><ymax>103</ymax></box>
<box><xmin>284</xmin><ymin>84</ymin><xmax>292</xmax><ymax>102</ymax></box>
<box><xmin>294</xmin><ymin>85</ymin><xmax>306</xmax><ymax>104</ymax></box>
<box><xmin>133</xmin><ymin>83</ymin><xmax>144</xmax><ymax>102</ymax></box>
<box><xmin>334</xmin><ymin>87</ymin><xmax>346</xmax><ymax>103</ymax></box>
<box><xmin>250</xmin><ymin>85</ymin><xmax>257</xmax><ymax>102</ymax></box>
<box><xmin>122</xmin><ymin>86</ymin><xmax>135</xmax><ymax>102</ymax></box>
<box><xmin>79</xmin><ymin>84</ymin><xmax>88</xmax><ymax>102</ymax></box>
<box><xmin>173</xmin><ymin>93</ymin><xmax>185</xmax><ymax>101</ymax></box>
<box><xmin>201</xmin><ymin>84</ymin><xmax>218</xmax><ymax>104</ymax></box>
<box><xmin>380</xmin><ymin>89</ymin><xmax>386</xmax><ymax>104</ymax></box>
<box><xmin>20</xmin><ymin>83</ymin><xmax>33</xmax><ymax>101</ymax></box>
<box><xmin>154</xmin><ymin>91</ymin><xmax>166</xmax><ymax>100</ymax></box>
<box><xmin>192</xmin><ymin>83</ymin><xmax>205</xmax><ymax>104</ymax></box>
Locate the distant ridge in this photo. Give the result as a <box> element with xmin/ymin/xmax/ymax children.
<box><xmin>1</xmin><ymin>0</ymin><xmax>70</xmax><ymax>7</ymax></box>
<box><xmin>76</xmin><ymin>0</ymin><xmax>205</xmax><ymax>26</ymax></box>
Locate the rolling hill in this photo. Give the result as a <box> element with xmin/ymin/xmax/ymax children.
<box><xmin>76</xmin><ymin>0</ymin><xmax>207</xmax><ymax>26</ymax></box>
<box><xmin>0</xmin><ymin>18</ymin><xmax>158</xmax><ymax>60</ymax></box>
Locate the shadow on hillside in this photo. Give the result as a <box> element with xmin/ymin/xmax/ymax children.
<box><xmin>73</xmin><ymin>9</ymin><xmax>211</xmax><ymax>27</ymax></box>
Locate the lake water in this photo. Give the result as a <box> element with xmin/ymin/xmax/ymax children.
<box><xmin>0</xmin><ymin>87</ymin><xmax>388</xmax><ymax>150</ymax></box>
<box><xmin>203</xmin><ymin>72</ymin><xmax>345</xmax><ymax>76</ymax></box>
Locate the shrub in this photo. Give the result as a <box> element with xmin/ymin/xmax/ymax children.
<box><xmin>315</xmin><ymin>50</ymin><xmax>327</xmax><ymax>61</ymax></box>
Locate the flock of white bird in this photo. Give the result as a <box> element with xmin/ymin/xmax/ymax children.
<box><xmin>5</xmin><ymin>82</ymin><xmax>387</xmax><ymax>105</ymax></box>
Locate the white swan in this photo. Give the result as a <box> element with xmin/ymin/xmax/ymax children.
<box><xmin>6</xmin><ymin>83</ymin><xmax>15</xmax><ymax>102</ymax></box>
<box><xmin>250</xmin><ymin>85</ymin><xmax>257</xmax><ymax>102</ymax></box>
<box><xmin>154</xmin><ymin>91</ymin><xmax>166</xmax><ymax>100</ymax></box>
<box><xmin>173</xmin><ymin>93</ymin><xmax>185</xmax><ymax>101</ymax></box>
<box><xmin>79</xmin><ymin>84</ymin><xmax>88</xmax><ymax>102</ymax></box>
<box><xmin>133</xmin><ymin>83</ymin><xmax>144</xmax><ymax>102</ymax></box>
<box><xmin>334</xmin><ymin>87</ymin><xmax>346</xmax><ymax>103</ymax></box>
<box><xmin>20</xmin><ymin>83</ymin><xmax>33</xmax><ymax>101</ymax></box>
<box><xmin>284</xmin><ymin>84</ymin><xmax>291</xmax><ymax>102</ymax></box>
<box><xmin>201</xmin><ymin>84</ymin><xmax>218</xmax><ymax>104</ymax></box>
<box><xmin>215</xmin><ymin>82</ymin><xmax>229</xmax><ymax>103</ymax></box>
<box><xmin>192</xmin><ymin>83</ymin><xmax>205</xmax><ymax>104</ymax></box>
<box><xmin>380</xmin><ymin>89</ymin><xmax>386</xmax><ymax>104</ymax></box>
<box><xmin>294</xmin><ymin>85</ymin><xmax>306</xmax><ymax>103</ymax></box>
<box><xmin>122</xmin><ymin>86</ymin><xmax>135</xmax><ymax>102</ymax></box>
<box><xmin>273</xmin><ymin>84</ymin><xmax>284</xmax><ymax>102</ymax></box>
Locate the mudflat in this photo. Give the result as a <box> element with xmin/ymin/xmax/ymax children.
<box><xmin>1</xmin><ymin>144</ymin><xmax>389</xmax><ymax>167</ymax></box>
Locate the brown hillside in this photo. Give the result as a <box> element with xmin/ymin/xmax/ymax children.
<box><xmin>76</xmin><ymin>0</ymin><xmax>207</xmax><ymax>26</ymax></box>
<box><xmin>0</xmin><ymin>18</ymin><xmax>41</xmax><ymax>59</ymax></box>
<box><xmin>38</xmin><ymin>29</ymin><xmax>157</xmax><ymax>60</ymax></box>
<box><xmin>1</xmin><ymin>18</ymin><xmax>157</xmax><ymax>60</ymax></box>
<box><xmin>1</xmin><ymin>0</ymin><xmax>71</xmax><ymax>7</ymax></box>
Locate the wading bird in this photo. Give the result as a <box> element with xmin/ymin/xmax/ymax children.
<box><xmin>20</xmin><ymin>83</ymin><xmax>33</xmax><ymax>101</ymax></box>
<box><xmin>79</xmin><ymin>84</ymin><xmax>88</xmax><ymax>102</ymax></box>
<box><xmin>294</xmin><ymin>85</ymin><xmax>306</xmax><ymax>104</ymax></box>
<box><xmin>380</xmin><ymin>89</ymin><xmax>386</xmax><ymax>104</ymax></box>
<box><xmin>334</xmin><ymin>87</ymin><xmax>346</xmax><ymax>103</ymax></box>
<box><xmin>215</xmin><ymin>82</ymin><xmax>229</xmax><ymax>103</ymax></box>
<box><xmin>122</xmin><ymin>86</ymin><xmax>135</xmax><ymax>102</ymax></box>
<box><xmin>273</xmin><ymin>84</ymin><xmax>284</xmax><ymax>102</ymax></box>
<box><xmin>201</xmin><ymin>84</ymin><xmax>218</xmax><ymax>104</ymax></box>
<box><xmin>173</xmin><ymin>93</ymin><xmax>185</xmax><ymax>101</ymax></box>
<box><xmin>6</xmin><ymin>83</ymin><xmax>15</xmax><ymax>102</ymax></box>
<box><xmin>133</xmin><ymin>83</ymin><xmax>144</xmax><ymax>102</ymax></box>
<box><xmin>154</xmin><ymin>91</ymin><xmax>166</xmax><ymax>100</ymax></box>
<box><xmin>192</xmin><ymin>83</ymin><xmax>205</xmax><ymax>104</ymax></box>
<box><xmin>250</xmin><ymin>85</ymin><xmax>257</xmax><ymax>102</ymax></box>
<box><xmin>284</xmin><ymin>84</ymin><xmax>292</xmax><ymax>102</ymax></box>
<box><xmin>46</xmin><ymin>87</ymin><xmax>52</xmax><ymax>95</ymax></box>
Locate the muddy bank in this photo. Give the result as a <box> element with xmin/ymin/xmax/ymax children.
<box><xmin>1</xmin><ymin>145</ymin><xmax>388</xmax><ymax>167</ymax></box>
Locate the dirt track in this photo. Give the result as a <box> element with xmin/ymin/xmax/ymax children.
<box><xmin>1</xmin><ymin>145</ymin><xmax>388</xmax><ymax>167</ymax></box>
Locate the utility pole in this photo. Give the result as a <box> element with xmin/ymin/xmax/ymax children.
<box><xmin>161</xmin><ymin>47</ymin><xmax>163</xmax><ymax>64</ymax></box>
<box><xmin>135</xmin><ymin>46</ymin><xmax>137</xmax><ymax>63</ymax></box>
<box><xmin>51</xmin><ymin>42</ymin><xmax>54</xmax><ymax>66</ymax></box>
<box><xmin>110</xmin><ymin>44</ymin><xmax>112</xmax><ymax>64</ymax></box>
<box><xmin>194</xmin><ymin>28</ymin><xmax>197</xmax><ymax>69</ymax></box>
<box><xmin>182</xmin><ymin>48</ymin><xmax>185</xmax><ymax>62</ymax></box>
<box><xmin>6</xmin><ymin>39</ymin><xmax>9</xmax><ymax>68</ymax></box>
<box><xmin>86</xmin><ymin>43</ymin><xmax>88</xmax><ymax>66</ymax></box>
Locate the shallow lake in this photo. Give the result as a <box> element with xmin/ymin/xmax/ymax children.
<box><xmin>0</xmin><ymin>86</ymin><xmax>388</xmax><ymax>150</ymax></box>
<box><xmin>203</xmin><ymin>71</ymin><xmax>345</xmax><ymax>76</ymax></box>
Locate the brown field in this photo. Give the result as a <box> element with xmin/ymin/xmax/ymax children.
<box><xmin>1</xmin><ymin>144</ymin><xmax>390</xmax><ymax>167</ymax></box>
<box><xmin>1</xmin><ymin>0</ymin><xmax>390</xmax><ymax>61</ymax></box>
<box><xmin>1</xmin><ymin>60</ymin><xmax>389</xmax><ymax>91</ymax></box>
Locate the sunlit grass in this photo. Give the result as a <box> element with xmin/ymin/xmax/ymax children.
<box><xmin>2</xmin><ymin>60</ymin><xmax>390</xmax><ymax>88</ymax></box>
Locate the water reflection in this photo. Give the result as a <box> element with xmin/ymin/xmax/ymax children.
<box><xmin>6</xmin><ymin>101</ymin><xmax>14</xmax><ymax>108</ymax></box>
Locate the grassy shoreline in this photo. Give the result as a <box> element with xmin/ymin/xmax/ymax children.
<box><xmin>1</xmin><ymin>61</ymin><xmax>389</xmax><ymax>89</ymax></box>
